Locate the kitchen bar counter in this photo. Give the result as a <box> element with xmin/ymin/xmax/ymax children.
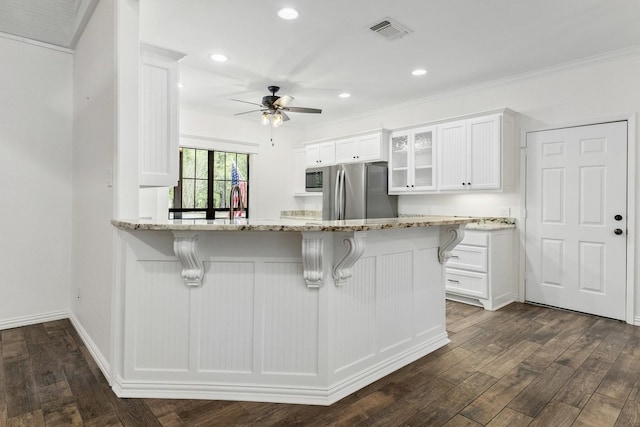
<box><xmin>111</xmin><ymin>216</ymin><xmax>474</xmax><ymax>405</ymax></box>
<box><xmin>112</xmin><ymin>215</ymin><xmax>474</xmax><ymax>232</ymax></box>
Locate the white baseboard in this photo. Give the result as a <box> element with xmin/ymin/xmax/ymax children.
<box><xmin>69</xmin><ymin>313</ymin><xmax>111</xmax><ymax>384</ymax></box>
<box><xmin>0</xmin><ymin>309</ymin><xmax>69</xmax><ymax>330</ymax></box>
<box><xmin>634</xmin><ymin>316</ymin><xmax>640</xmax><ymax>326</ymax></box>
<box><xmin>112</xmin><ymin>334</ymin><xmax>450</xmax><ymax>405</ymax></box>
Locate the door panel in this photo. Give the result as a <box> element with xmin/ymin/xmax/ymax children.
<box><xmin>525</xmin><ymin>121</ymin><xmax>627</xmax><ymax>320</ymax></box>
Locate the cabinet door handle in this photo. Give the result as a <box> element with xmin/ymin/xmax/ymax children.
<box><xmin>467</xmin><ymin>182</ymin><xmax>471</xmax><ymax>186</ymax></box>
<box><xmin>462</xmin><ymin>182</ymin><xmax>466</xmax><ymax>186</ymax></box>
<box><xmin>450</xmin><ymin>255</ymin><xmax>459</xmax><ymax>258</ymax></box>
<box><xmin>447</xmin><ymin>279</ymin><xmax>460</xmax><ymax>283</ymax></box>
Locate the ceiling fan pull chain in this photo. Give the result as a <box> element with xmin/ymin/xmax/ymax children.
<box><xmin>270</xmin><ymin>123</ymin><xmax>275</xmax><ymax>147</ymax></box>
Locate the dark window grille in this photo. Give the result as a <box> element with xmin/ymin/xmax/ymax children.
<box><xmin>169</xmin><ymin>148</ymin><xmax>249</xmax><ymax>220</ymax></box>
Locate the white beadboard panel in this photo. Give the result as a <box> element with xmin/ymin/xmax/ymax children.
<box><xmin>439</xmin><ymin>121</ymin><xmax>467</xmax><ymax>188</ymax></box>
<box><xmin>262</xmin><ymin>262</ymin><xmax>319</xmax><ymax>375</ymax></box>
<box><xmin>141</xmin><ymin>63</ymin><xmax>170</xmax><ymax>175</ymax></box>
<box><xmin>198</xmin><ymin>261</ymin><xmax>255</xmax><ymax>373</ymax></box>
<box><xmin>413</xmin><ymin>248</ymin><xmax>444</xmax><ymax>337</ymax></box>
<box><xmin>333</xmin><ymin>256</ymin><xmax>376</xmax><ymax>373</ymax></box>
<box><xmin>579</xmin><ymin>166</ymin><xmax>605</xmax><ymax>226</ymax></box>
<box><xmin>469</xmin><ymin>115</ymin><xmax>500</xmax><ymax>188</ymax></box>
<box><xmin>134</xmin><ymin>261</ymin><xmax>190</xmax><ymax>371</ymax></box>
<box><xmin>377</xmin><ymin>252</ymin><xmax>413</xmax><ymax>353</ymax></box>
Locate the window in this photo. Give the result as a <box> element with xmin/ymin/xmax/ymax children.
<box><xmin>169</xmin><ymin>148</ymin><xmax>249</xmax><ymax>219</ymax></box>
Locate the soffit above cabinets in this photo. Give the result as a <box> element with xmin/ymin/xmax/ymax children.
<box><xmin>0</xmin><ymin>0</ymin><xmax>98</xmax><ymax>49</ymax></box>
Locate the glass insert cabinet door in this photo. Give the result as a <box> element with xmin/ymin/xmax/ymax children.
<box><xmin>412</xmin><ymin>128</ymin><xmax>434</xmax><ymax>190</ymax></box>
<box><xmin>389</xmin><ymin>126</ymin><xmax>436</xmax><ymax>192</ymax></box>
<box><xmin>390</xmin><ymin>133</ymin><xmax>409</xmax><ymax>190</ymax></box>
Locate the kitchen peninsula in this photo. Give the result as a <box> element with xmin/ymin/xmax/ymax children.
<box><xmin>111</xmin><ymin>216</ymin><xmax>474</xmax><ymax>405</ymax></box>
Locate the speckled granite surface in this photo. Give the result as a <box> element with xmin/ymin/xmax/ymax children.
<box><xmin>112</xmin><ymin>216</ymin><xmax>476</xmax><ymax>232</ymax></box>
<box><xmin>279</xmin><ymin>211</ymin><xmax>516</xmax><ymax>231</ymax></box>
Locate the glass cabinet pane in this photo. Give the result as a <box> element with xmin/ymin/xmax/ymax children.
<box><xmin>413</xmin><ymin>131</ymin><xmax>432</xmax><ymax>168</ymax></box>
<box><xmin>414</xmin><ymin>167</ymin><xmax>433</xmax><ymax>187</ymax></box>
<box><xmin>390</xmin><ymin>134</ymin><xmax>409</xmax><ymax>189</ymax></box>
<box><xmin>391</xmin><ymin>135</ymin><xmax>408</xmax><ymax>168</ymax></box>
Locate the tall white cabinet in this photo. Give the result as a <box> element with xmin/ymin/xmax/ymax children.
<box><xmin>139</xmin><ymin>44</ymin><xmax>186</xmax><ymax>187</ymax></box>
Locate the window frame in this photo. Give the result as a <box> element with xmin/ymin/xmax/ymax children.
<box><xmin>169</xmin><ymin>148</ymin><xmax>249</xmax><ymax>220</ymax></box>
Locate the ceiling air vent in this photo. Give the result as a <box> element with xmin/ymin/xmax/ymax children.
<box><xmin>368</xmin><ymin>17</ymin><xmax>413</xmax><ymax>41</ymax></box>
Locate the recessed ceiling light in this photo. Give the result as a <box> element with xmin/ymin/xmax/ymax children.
<box><xmin>210</xmin><ymin>54</ymin><xmax>228</xmax><ymax>62</ymax></box>
<box><xmin>338</xmin><ymin>93</ymin><xmax>351</xmax><ymax>98</ymax></box>
<box><xmin>278</xmin><ymin>8</ymin><xmax>299</xmax><ymax>20</ymax></box>
<box><xmin>412</xmin><ymin>68</ymin><xmax>427</xmax><ymax>76</ymax></box>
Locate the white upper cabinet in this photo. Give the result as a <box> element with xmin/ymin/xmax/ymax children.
<box><xmin>389</xmin><ymin>126</ymin><xmax>436</xmax><ymax>193</ymax></box>
<box><xmin>305</xmin><ymin>141</ymin><xmax>336</xmax><ymax>168</ymax></box>
<box><xmin>438</xmin><ymin>113</ymin><xmax>505</xmax><ymax>191</ymax></box>
<box><xmin>139</xmin><ymin>44</ymin><xmax>186</xmax><ymax>187</ymax></box>
<box><xmin>335</xmin><ymin>131</ymin><xmax>389</xmax><ymax>164</ymax></box>
<box><xmin>390</xmin><ymin>109</ymin><xmax>515</xmax><ymax>194</ymax></box>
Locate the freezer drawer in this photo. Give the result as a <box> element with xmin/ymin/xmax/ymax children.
<box><xmin>446</xmin><ymin>245</ymin><xmax>488</xmax><ymax>272</ymax></box>
<box><xmin>445</xmin><ymin>269</ymin><xmax>489</xmax><ymax>299</ymax></box>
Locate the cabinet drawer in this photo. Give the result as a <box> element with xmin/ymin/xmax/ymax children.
<box><xmin>447</xmin><ymin>245</ymin><xmax>487</xmax><ymax>272</ymax></box>
<box><xmin>460</xmin><ymin>231</ymin><xmax>488</xmax><ymax>247</ymax></box>
<box><xmin>446</xmin><ymin>269</ymin><xmax>488</xmax><ymax>299</ymax></box>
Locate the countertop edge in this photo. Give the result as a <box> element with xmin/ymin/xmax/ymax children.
<box><xmin>112</xmin><ymin>216</ymin><xmax>477</xmax><ymax>232</ymax></box>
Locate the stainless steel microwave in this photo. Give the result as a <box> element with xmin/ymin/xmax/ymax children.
<box><xmin>305</xmin><ymin>168</ymin><xmax>323</xmax><ymax>192</ymax></box>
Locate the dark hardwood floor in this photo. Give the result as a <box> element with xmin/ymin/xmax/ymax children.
<box><xmin>2</xmin><ymin>301</ymin><xmax>640</xmax><ymax>426</ymax></box>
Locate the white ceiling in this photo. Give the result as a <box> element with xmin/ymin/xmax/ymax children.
<box><xmin>0</xmin><ymin>0</ymin><xmax>97</xmax><ymax>49</ymax></box>
<box><xmin>2</xmin><ymin>1</ymin><xmax>640</xmax><ymax>129</ymax></box>
<box><xmin>140</xmin><ymin>0</ymin><xmax>640</xmax><ymax>128</ymax></box>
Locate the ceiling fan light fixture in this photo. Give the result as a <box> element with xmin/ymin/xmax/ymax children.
<box><xmin>272</xmin><ymin>112</ymin><xmax>284</xmax><ymax>127</ymax></box>
<box><xmin>278</xmin><ymin>8</ymin><xmax>299</xmax><ymax>20</ymax></box>
<box><xmin>210</xmin><ymin>54</ymin><xmax>228</xmax><ymax>62</ymax></box>
<box><xmin>412</xmin><ymin>68</ymin><xmax>427</xmax><ymax>76</ymax></box>
<box><xmin>338</xmin><ymin>92</ymin><xmax>351</xmax><ymax>98</ymax></box>
<box><xmin>261</xmin><ymin>112</ymin><xmax>270</xmax><ymax>126</ymax></box>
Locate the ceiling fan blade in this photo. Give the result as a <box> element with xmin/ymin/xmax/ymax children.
<box><xmin>234</xmin><ymin>109</ymin><xmax>265</xmax><ymax>116</ymax></box>
<box><xmin>283</xmin><ymin>106</ymin><xmax>322</xmax><ymax>114</ymax></box>
<box><xmin>231</xmin><ymin>99</ymin><xmax>265</xmax><ymax>107</ymax></box>
<box><xmin>273</xmin><ymin>95</ymin><xmax>294</xmax><ymax>108</ymax></box>
<box><xmin>281</xmin><ymin>111</ymin><xmax>290</xmax><ymax>122</ymax></box>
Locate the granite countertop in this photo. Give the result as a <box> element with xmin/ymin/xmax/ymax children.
<box><xmin>112</xmin><ymin>216</ymin><xmax>476</xmax><ymax>232</ymax></box>
<box><xmin>279</xmin><ymin>211</ymin><xmax>516</xmax><ymax>231</ymax></box>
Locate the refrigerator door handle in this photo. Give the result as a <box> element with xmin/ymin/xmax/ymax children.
<box><xmin>334</xmin><ymin>169</ymin><xmax>341</xmax><ymax>220</ymax></box>
<box><xmin>340</xmin><ymin>169</ymin><xmax>346</xmax><ymax>220</ymax></box>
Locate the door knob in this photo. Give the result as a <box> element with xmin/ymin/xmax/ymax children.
<box><xmin>615</xmin><ymin>214</ymin><xmax>623</xmax><ymax>221</ymax></box>
<box><xmin>614</xmin><ymin>228</ymin><xmax>623</xmax><ymax>235</ymax></box>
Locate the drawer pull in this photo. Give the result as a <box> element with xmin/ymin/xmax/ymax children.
<box><xmin>447</xmin><ymin>279</ymin><xmax>460</xmax><ymax>283</ymax></box>
<box><xmin>450</xmin><ymin>255</ymin><xmax>459</xmax><ymax>258</ymax></box>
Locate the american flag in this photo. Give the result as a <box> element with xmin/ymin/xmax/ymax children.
<box><xmin>231</xmin><ymin>162</ymin><xmax>247</xmax><ymax>217</ymax></box>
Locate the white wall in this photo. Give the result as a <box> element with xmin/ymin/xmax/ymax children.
<box><xmin>71</xmin><ymin>0</ymin><xmax>117</xmax><ymax>369</ymax></box>
<box><xmin>179</xmin><ymin>107</ymin><xmax>306</xmax><ymax>218</ymax></box>
<box><xmin>0</xmin><ymin>36</ymin><xmax>73</xmax><ymax>328</ymax></box>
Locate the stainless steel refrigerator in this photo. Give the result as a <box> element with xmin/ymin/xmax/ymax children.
<box><xmin>322</xmin><ymin>162</ymin><xmax>398</xmax><ymax>220</ymax></box>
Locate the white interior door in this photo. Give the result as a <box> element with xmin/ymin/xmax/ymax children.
<box><xmin>525</xmin><ymin>121</ymin><xmax>627</xmax><ymax>320</ymax></box>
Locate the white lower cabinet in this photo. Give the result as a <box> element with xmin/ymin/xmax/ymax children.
<box><xmin>445</xmin><ymin>228</ymin><xmax>515</xmax><ymax>310</ymax></box>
